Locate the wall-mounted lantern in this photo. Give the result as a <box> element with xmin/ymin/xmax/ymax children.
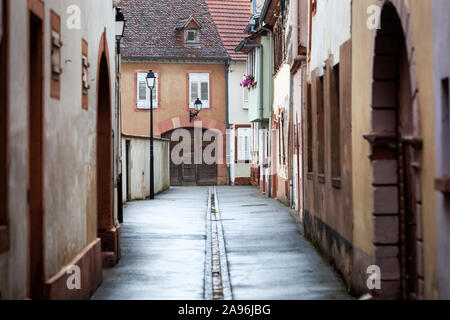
<box><xmin>190</xmin><ymin>98</ymin><xmax>202</xmax><ymax>122</ymax></box>
<box><xmin>115</xmin><ymin>7</ymin><xmax>126</xmax><ymax>54</ymax></box>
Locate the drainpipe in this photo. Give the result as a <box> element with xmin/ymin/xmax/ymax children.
<box><xmin>225</xmin><ymin>58</ymin><xmax>231</xmax><ymax>184</ymax></box>
<box><xmin>260</xmin><ymin>25</ymin><xmax>273</xmax><ymax>197</ymax></box>
<box><xmin>289</xmin><ymin>72</ymin><xmax>294</xmax><ymax>208</ymax></box>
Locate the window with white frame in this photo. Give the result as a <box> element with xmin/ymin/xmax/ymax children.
<box><xmin>189</xmin><ymin>73</ymin><xmax>210</xmax><ymax>108</ymax></box>
<box><xmin>243</xmin><ymin>83</ymin><xmax>249</xmax><ymax>109</ymax></box>
<box><xmin>136</xmin><ymin>72</ymin><xmax>158</xmax><ymax>109</ymax></box>
<box><xmin>237</xmin><ymin>127</ymin><xmax>251</xmax><ymax>161</ymax></box>
<box><xmin>247</xmin><ymin>49</ymin><xmax>257</xmax><ymax>79</ymax></box>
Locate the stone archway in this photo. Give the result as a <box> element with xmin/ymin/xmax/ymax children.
<box><xmin>364</xmin><ymin>1</ymin><xmax>424</xmax><ymax>299</ymax></box>
<box><xmin>158</xmin><ymin>116</ymin><xmax>227</xmax><ymax>186</ymax></box>
<box><xmin>96</xmin><ymin>30</ymin><xmax>119</xmax><ymax>267</ymax></box>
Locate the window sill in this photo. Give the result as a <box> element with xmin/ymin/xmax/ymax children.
<box><xmin>318</xmin><ymin>174</ymin><xmax>326</xmax><ymax>184</ymax></box>
<box><xmin>332</xmin><ymin>177</ymin><xmax>342</xmax><ymax>189</ymax></box>
<box><xmin>435</xmin><ymin>177</ymin><xmax>450</xmax><ymax>193</ymax></box>
<box><xmin>0</xmin><ymin>226</ymin><xmax>9</xmax><ymax>254</ymax></box>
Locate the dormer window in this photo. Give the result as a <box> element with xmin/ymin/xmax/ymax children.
<box><xmin>184</xmin><ymin>29</ymin><xmax>199</xmax><ymax>44</ymax></box>
<box><xmin>176</xmin><ymin>15</ymin><xmax>202</xmax><ymax>47</ymax></box>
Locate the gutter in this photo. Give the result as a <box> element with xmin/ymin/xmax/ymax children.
<box><xmin>225</xmin><ymin>58</ymin><xmax>231</xmax><ymax>185</ymax></box>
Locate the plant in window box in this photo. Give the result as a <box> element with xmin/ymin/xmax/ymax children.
<box><xmin>261</xmin><ymin>157</ymin><xmax>270</xmax><ymax>169</ymax></box>
<box><xmin>240</xmin><ymin>74</ymin><xmax>256</xmax><ymax>89</ymax></box>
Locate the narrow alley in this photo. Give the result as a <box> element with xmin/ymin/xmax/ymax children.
<box><xmin>92</xmin><ymin>187</ymin><xmax>350</xmax><ymax>300</ymax></box>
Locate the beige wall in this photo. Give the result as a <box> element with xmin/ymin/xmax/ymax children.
<box><xmin>121</xmin><ymin>61</ymin><xmax>227</xmax><ymax>137</ymax></box>
<box><xmin>352</xmin><ymin>0</ymin><xmax>438</xmax><ymax>298</ymax></box>
<box><xmin>0</xmin><ymin>0</ymin><xmax>117</xmax><ymax>299</ymax></box>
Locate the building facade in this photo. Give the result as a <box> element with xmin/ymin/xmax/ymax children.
<box><xmin>0</xmin><ymin>0</ymin><xmax>121</xmax><ymax>299</ymax></box>
<box><xmin>205</xmin><ymin>0</ymin><xmax>252</xmax><ymax>186</ymax></box>
<box><xmin>120</xmin><ymin>0</ymin><xmax>231</xmax><ymax>189</ymax></box>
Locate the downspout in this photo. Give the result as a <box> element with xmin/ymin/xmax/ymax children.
<box><xmin>225</xmin><ymin>58</ymin><xmax>231</xmax><ymax>184</ymax></box>
<box><xmin>260</xmin><ymin>25</ymin><xmax>273</xmax><ymax>198</ymax></box>
<box><xmin>289</xmin><ymin>72</ymin><xmax>294</xmax><ymax>208</ymax></box>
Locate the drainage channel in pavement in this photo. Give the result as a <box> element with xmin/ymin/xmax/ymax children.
<box><xmin>204</xmin><ymin>186</ymin><xmax>232</xmax><ymax>300</ymax></box>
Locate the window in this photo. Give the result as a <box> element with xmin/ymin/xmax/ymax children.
<box><xmin>184</xmin><ymin>29</ymin><xmax>199</xmax><ymax>44</ymax></box>
<box><xmin>247</xmin><ymin>49</ymin><xmax>257</xmax><ymax>79</ymax></box>
<box><xmin>274</xmin><ymin>19</ymin><xmax>286</xmax><ymax>74</ymax></box>
<box><xmin>189</xmin><ymin>73</ymin><xmax>209</xmax><ymax>108</ymax></box>
<box><xmin>82</xmin><ymin>39</ymin><xmax>89</xmax><ymax>110</ymax></box>
<box><xmin>243</xmin><ymin>80</ymin><xmax>249</xmax><ymax>109</ymax></box>
<box><xmin>237</xmin><ymin>127</ymin><xmax>251</xmax><ymax>161</ymax></box>
<box><xmin>331</xmin><ymin>64</ymin><xmax>341</xmax><ymax>179</ymax></box>
<box><xmin>307</xmin><ymin>83</ymin><xmax>313</xmax><ymax>173</ymax></box>
<box><xmin>50</xmin><ymin>10</ymin><xmax>61</xmax><ymax>100</ymax></box>
<box><xmin>136</xmin><ymin>72</ymin><xmax>158</xmax><ymax>109</ymax></box>
<box><xmin>442</xmin><ymin>78</ymin><xmax>449</xmax><ymax>176</ymax></box>
<box><xmin>317</xmin><ymin>75</ymin><xmax>324</xmax><ymax>176</ymax></box>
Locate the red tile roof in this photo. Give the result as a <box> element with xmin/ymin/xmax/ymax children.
<box><xmin>205</xmin><ymin>0</ymin><xmax>252</xmax><ymax>61</ymax></box>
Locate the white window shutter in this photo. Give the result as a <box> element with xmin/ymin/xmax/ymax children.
<box><xmin>243</xmin><ymin>84</ymin><xmax>249</xmax><ymax>109</ymax></box>
<box><xmin>189</xmin><ymin>73</ymin><xmax>209</xmax><ymax>108</ymax></box>
<box><xmin>137</xmin><ymin>72</ymin><xmax>148</xmax><ymax>109</ymax></box>
<box><xmin>152</xmin><ymin>72</ymin><xmax>158</xmax><ymax>109</ymax></box>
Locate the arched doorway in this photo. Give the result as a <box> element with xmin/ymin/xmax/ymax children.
<box><xmin>97</xmin><ymin>51</ymin><xmax>113</xmax><ymax>249</ymax></box>
<box><xmin>162</xmin><ymin>128</ymin><xmax>219</xmax><ymax>186</ymax></box>
<box><xmin>365</xmin><ymin>1</ymin><xmax>424</xmax><ymax>299</ymax></box>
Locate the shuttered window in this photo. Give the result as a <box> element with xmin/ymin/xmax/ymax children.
<box><xmin>237</xmin><ymin>128</ymin><xmax>251</xmax><ymax>161</ymax></box>
<box><xmin>243</xmin><ymin>85</ymin><xmax>249</xmax><ymax>109</ymax></box>
<box><xmin>189</xmin><ymin>73</ymin><xmax>210</xmax><ymax>108</ymax></box>
<box><xmin>136</xmin><ymin>72</ymin><xmax>158</xmax><ymax>109</ymax></box>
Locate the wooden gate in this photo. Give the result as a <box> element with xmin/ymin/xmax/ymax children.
<box><xmin>163</xmin><ymin>128</ymin><xmax>218</xmax><ymax>186</ymax></box>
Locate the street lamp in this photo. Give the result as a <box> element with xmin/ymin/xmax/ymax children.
<box><xmin>115</xmin><ymin>7</ymin><xmax>126</xmax><ymax>54</ymax></box>
<box><xmin>146</xmin><ymin>70</ymin><xmax>156</xmax><ymax>200</ymax></box>
<box><xmin>190</xmin><ymin>98</ymin><xmax>202</xmax><ymax>122</ymax></box>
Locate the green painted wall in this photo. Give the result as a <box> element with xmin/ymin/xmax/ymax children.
<box><xmin>248</xmin><ymin>35</ymin><xmax>272</xmax><ymax>122</ymax></box>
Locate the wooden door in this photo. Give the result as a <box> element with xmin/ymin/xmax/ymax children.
<box><xmin>164</xmin><ymin>128</ymin><xmax>218</xmax><ymax>186</ymax></box>
<box><xmin>28</xmin><ymin>11</ymin><xmax>44</xmax><ymax>299</ymax></box>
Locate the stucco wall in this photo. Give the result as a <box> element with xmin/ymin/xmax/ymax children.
<box><xmin>248</xmin><ymin>35</ymin><xmax>272</xmax><ymax>122</ymax></box>
<box><xmin>352</xmin><ymin>0</ymin><xmax>437</xmax><ymax>299</ymax></box>
<box><xmin>432</xmin><ymin>0</ymin><xmax>450</xmax><ymax>300</ymax></box>
<box><xmin>121</xmin><ymin>136</ymin><xmax>170</xmax><ymax>202</ymax></box>
<box><xmin>121</xmin><ymin>61</ymin><xmax>227</xmax><ymax>137</ymax></box>
<box><xmin>0</xmin><ymin>0</ymin><xmax>117</xmax><ymax>299</ymax></box>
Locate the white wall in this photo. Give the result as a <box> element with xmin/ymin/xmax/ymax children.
<box><xmin>121</xmin><ymin>136</ymin><xmax>170</xmax><ymax>202</ymax></box>
<box><xmin>228</xmin><ymin>61</ymin><xmax>251</xmax><ymax>182</ymax></box>
<box><xmin>309</xmin><ymin>0</ymin><xmax>351</xmax><ymax>75</ymax></box>
<box><xmin>228</xmin><ymin>61</ymin><xmax>249</xmax><ymax>125</ymax></box>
